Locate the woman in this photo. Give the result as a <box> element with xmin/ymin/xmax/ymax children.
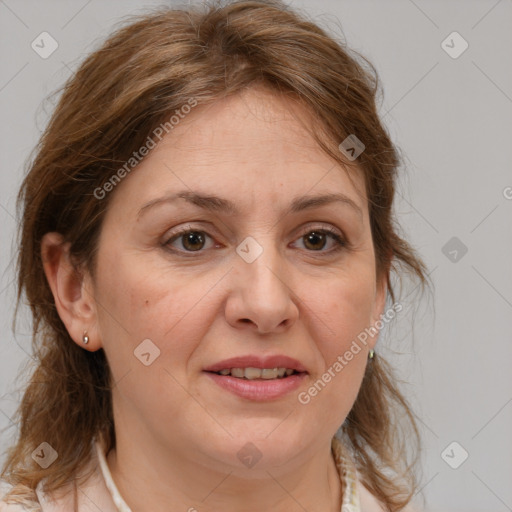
<box><xmin>0</xmin><ymin>1</ymin><xmax>430</xmax><ymax>510</ymax></box>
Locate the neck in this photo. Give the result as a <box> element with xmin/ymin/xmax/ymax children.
<box><xmin>106</xmin><ymin>429</ymin><xmax>343</xmax><ymax>512</ymax></box>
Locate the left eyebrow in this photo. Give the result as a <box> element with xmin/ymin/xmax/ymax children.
<box><xmin>137</xmin><ymin>190</ymin><xmax>363</xmax><ymax>221</ymax></box>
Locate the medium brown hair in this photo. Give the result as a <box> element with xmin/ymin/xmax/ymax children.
<box><xmin>2</xmin><ymin>1</ymin><xmax>431</xmax><ymax>510</ymax></box>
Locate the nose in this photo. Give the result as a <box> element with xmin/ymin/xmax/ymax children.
<box><xmin>225</xmin><ymin>244</ymin><xmax>299</xmax><ymax>335</ymax></box>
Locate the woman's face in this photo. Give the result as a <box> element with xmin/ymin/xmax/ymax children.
<box><xmin>89</xmin><ymin>86</ymin><xmax>387</xmax><ymax>471</ymax></box>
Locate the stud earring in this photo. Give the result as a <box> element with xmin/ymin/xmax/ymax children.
<box><xmin>368</xmin><ymin>349</ymin><xmax>375</xmax><ymax>360</ymax></box>
<box><xmin>82</xmin><ymin>331</ymin><xmax>89</xmax><ymax>344</ymax></box>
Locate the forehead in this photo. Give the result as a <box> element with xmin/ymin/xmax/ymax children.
<box><xmin>107</xmin><ymin>86</ymin><xmax>368</xmax><ymax>217</ymax></box>
<box><xmin>169</xmin><ymin>87</ymin><xmax>361</xmax><ymax>175</ymax></box>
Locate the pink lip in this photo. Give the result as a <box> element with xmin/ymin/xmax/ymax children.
<box><xmin>204</xmin><ymin>372</ymin><xmax>307</xmax><ymax>401</ymax></box>
<box><xmin>203</xmin><ymin>354</ymin><xmax>308</xmax><ymax>373</ymax></box>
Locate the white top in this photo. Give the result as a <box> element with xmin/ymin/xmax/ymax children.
<box><xmin>0</xmin><ymin>435</ymin><xmax>396</xmax><ymax>511</ymax></box>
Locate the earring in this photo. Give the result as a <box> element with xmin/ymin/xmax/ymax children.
<box><xmin>368</xmin><ymin>349</ymin><xmax>375</xmax><ymax>360</ymax></box>
<box><xmin>82</xmin><ymin>331</ymin><xmax>89</xmax><ymax>344</ymax></box>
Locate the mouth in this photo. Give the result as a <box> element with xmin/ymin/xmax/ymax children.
<box><xmin>204</xmin><ymin>370</ymin><xmax>307</xmax><ymax>401</ymax></box>
<box><xmin>202</xmin><ymin>355</ymin><xmax>308</xmax><ymax>401</ymax></box>
<box><xmin>207</xmin><ymin>367</ymin><xmax>304</xmax><ymax>380</ymax></box>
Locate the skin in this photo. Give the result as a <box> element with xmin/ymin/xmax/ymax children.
<box><xmin>42</xmin><ymin>85</ymin><xmax>387</xmax><ymax>512</ymax></box>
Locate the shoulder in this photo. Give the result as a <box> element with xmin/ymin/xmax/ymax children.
<box><xmin>0</xmin><ymin>480</ymin><xmax>41</xmax><ymax>512</ymax></box>
<box><xmin>356</xmin><ymin>478</ymin><xmax>387</xmax><ymax>512</ymax></box>
<box><xmin>356</xmin><ymin>477</ymin><xmax>420</xmax><ymax>512</ymax></box>
<box><xmin>0</xmin><ymin>436</ymin><xmax>112</xmax><ymax>512</ymax></box>
<box><xmin>331</xmin><ymin>437</ymin><xmax>421</xmax><ymax>512</ymax></box>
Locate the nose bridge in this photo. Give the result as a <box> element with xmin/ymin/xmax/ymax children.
<box><xmin>228</xmin><ymin>232</ymin><xmax>298</xmax><ymax>333</ymax></box>
<box><xmin>245</xmin><ymin>246</ymin><xmax>283</xmax><ymax>293</ymax></box>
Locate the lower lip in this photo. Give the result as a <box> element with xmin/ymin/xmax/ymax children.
<box><xmin>204</xmin><ymin>372</ymin><xmax>307</xmax><ymax>401</ymax></box>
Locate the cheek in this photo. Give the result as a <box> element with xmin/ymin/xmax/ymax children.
<box><xmin>93</xmin><ymin>251</ymin><xmax>219</xmax><ymax>424</ymax></box>
<box><xmin>308</xmin><ymin>280</ymin><xmax>373</xmax><ymax>425</ymax></box>
<box><xmin>93</xmin><ymin>249</ymin><xmax>215</xmax><ymax>375</ymax></box>
<box><xmin>306</xmin><ymin>264</ymin><xmax>376</xmax><ymax>414</ymax></box>
<box><xmin>318</xmin><ymin>266</ymin><xmax>376</xmax><ymax>354</ymax></box>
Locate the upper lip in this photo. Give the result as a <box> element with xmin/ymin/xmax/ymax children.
<box><xmin>203</xmin><ymin>355</ymin><xmax>308</xmax><ymax>373</ymax></box>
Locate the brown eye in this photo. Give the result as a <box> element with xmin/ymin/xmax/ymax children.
<box><xmin>181</xmin><ymin>231</ymin><xmax>206</xmax><ymax>251</ymax></box>
<box><xmin>292</xmin><ymin>228</ymin><xmax>346</xmax><ymax>254</ymax></box>
<box><xmin>303</xmin><ymin>231</ymin><xmax>328</xmax><ymax>251</ymax></box>
<box><xmin>165</xmin><ymin>230</ymin><xmax>214</xmax><ymax>252</ymax></box>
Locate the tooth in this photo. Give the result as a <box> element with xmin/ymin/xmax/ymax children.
<box><xmin>231</xmin><ymin>368</ymin><xmax>245</xmax><ymax>378</ymax></box>
<box><xmin>261</xmin><ymin>368</ymin><xmax>279</xmax><ymax>379</ymax></box>
<box><xmin>224</xmin><ymin>367</ymin><xmax>296</xmax><ymax>379</ymax></box>
<box><xmin>244</xmin><ymin>367</ymin><xmax>263</xmax><ymax>380</ymax></box>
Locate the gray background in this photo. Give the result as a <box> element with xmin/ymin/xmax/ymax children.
<box><xmin>1</xmin><ymin>1</ymin><xmax>511</xmax><ymax>511</ymax></box>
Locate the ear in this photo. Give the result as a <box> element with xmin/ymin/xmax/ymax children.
<box><xmin>368</xmin><ymin>270</ymin><xmax>389</xmax><ymax>351</ymax></box>
<box><xmin>41</xmin><ymin>232</ymin><xmax>101</xmax><ymax>351</ymax></box>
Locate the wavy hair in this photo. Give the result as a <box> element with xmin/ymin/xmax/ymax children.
<box><xmin>1</xmin><ymin>1</ymin><xmax>431</xmax><ymax>510</ymax></box>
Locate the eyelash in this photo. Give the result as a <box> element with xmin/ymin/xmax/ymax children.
<box><xmin>162</xmin><ymin>225</ymin><xmax>348</xmax><ymax>257</ymax></box>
